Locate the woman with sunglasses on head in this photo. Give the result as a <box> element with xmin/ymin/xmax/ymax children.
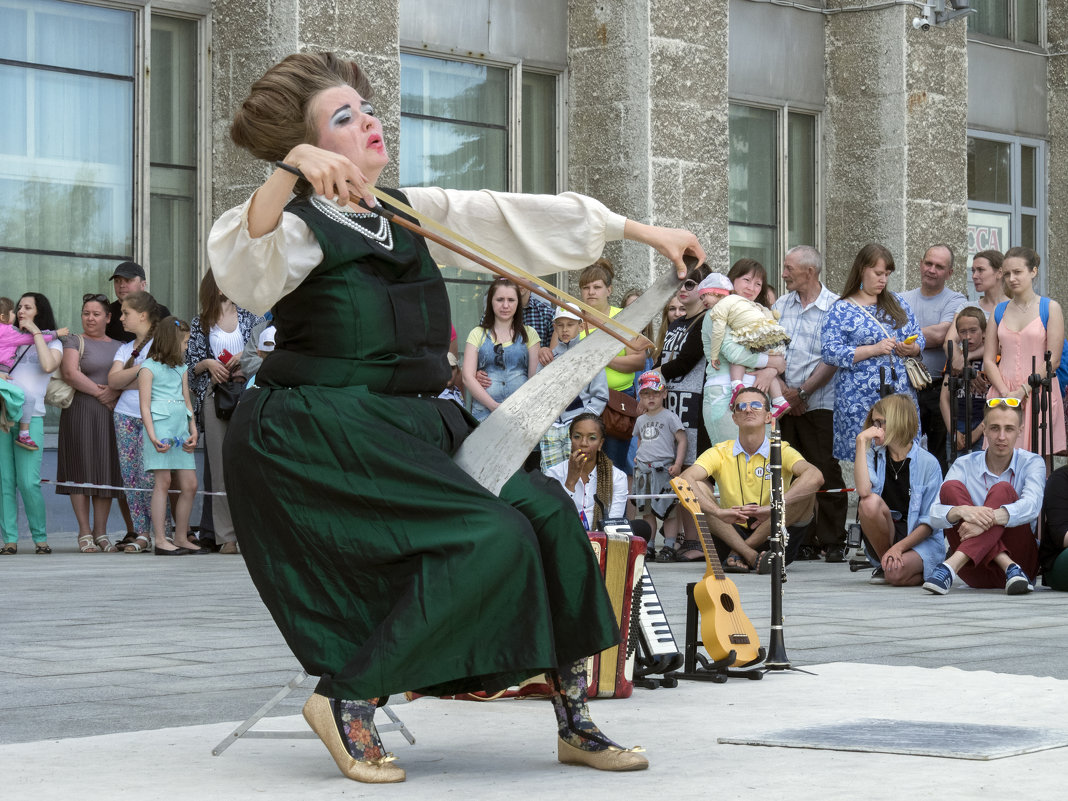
<box><xmin>462</xmin><ymin>278</ymin><xmax>539</xmax><ymax>421</ymax></box>
<box><xmin>854</xmin><ymin>394</ymin><xmax>945</xmax><ymax>587</ymax></box>
<box><xmin>56</xmin><ymin>293</ymin><xmax>124</xmax><ymax>552</ymax></box>
<box><xmin>983</xmin><ymin>246</ymin><xmax>1066</xmax><ymax>455</ymax></box>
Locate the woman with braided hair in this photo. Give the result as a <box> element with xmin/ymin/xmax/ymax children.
<box><xmin>546</xmin><ymin>413</ymin><xmax>629</xmax><ymax>530</ymax></box>
<box><xmin>107</xmin><ymin>291</ymin><xmax>164</xmax><ymax>553</ymax></box>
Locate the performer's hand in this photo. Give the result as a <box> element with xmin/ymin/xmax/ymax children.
<box><xmin>622</xmin><ymin>220</ymin><xmax>706</xmax><ymax>279</ymax></box>
<box><xmin>283</xmin><ymin>143</ymin><xmax>376</xmax><ymax>209</ymax></box>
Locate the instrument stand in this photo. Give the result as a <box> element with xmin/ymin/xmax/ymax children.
<box><xmin>211</xmin><ymin>670</ymin><xmax>416</xmax><ymax>756</ymax></box>
<box><xmin>673</xmin><ymin>583</ymin><xmax>764</xmax><ymax>683</ymax></box>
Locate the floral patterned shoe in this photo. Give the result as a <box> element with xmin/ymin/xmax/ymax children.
<box><xmin>302</xmin><ymin>693</ymin><xmax>405</xmax><ymax>783</ymax></box>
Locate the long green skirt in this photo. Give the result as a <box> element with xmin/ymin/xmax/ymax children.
<box><xmin>223</xmin><ymin>384</ymin><xmax>620</xmax><ymax>701</ymax></box>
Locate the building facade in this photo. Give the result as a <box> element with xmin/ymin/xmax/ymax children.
<box><xmin>2</xmin><ymin>0</ymin><xmax>1063</xmax><ymax>335</ymax></box>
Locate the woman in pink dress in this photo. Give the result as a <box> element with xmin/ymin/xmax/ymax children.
<box><xmin>984</xmin><ymin>246</ymin><xmax>1066</xmax><ymax>455</ymax></box>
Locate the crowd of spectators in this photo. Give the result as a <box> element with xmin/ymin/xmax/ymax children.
<box><xmin>2</xmin><ymin>240</ymin><xmax>1068</xmax><ymax>593</ymax></box>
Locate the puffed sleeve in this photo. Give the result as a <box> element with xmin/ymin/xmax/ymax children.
<box><xmin>821</xmin><ymin>300</ymin><xmax>858</xmax><ymax>368</ymax></box>
<box><xmin>208</xmin><ymin>195</ymin><xmax>324</xmax><ymax>316</ymax></box>
<box><xmin>404</xmin><ymin>188</ymin><xmax>628</xmax><ymax>275</ymax></box>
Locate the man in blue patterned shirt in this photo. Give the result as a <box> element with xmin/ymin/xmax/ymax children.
<box><xmin>772</xmin><ymin>246</ymin><xmax>846</xmax><ymax>562</ymax></box>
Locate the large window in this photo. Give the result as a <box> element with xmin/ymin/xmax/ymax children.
<box><xmin>400</xmin><ymin>52</ymin><xmax>561</xmax><ymax>346</ymax></box>
<box><xmin>728</xmin><ymin>103</ymin><xmax>819</xmax><ymax>291</ymax></box>
<box><xmin>968</xmin><ymin>1</ymin><xmax>1042</xmax><ymax>44</ymax></box>
<box><xmin>967</xmin><ymin>132</ymin><xmax>1046</xmax><ymax>292</ymax></box>
<box><xmin>0</xmin><ymin>0</ymin><xmax>203</xmax><ymax>336</ymax></box>
<box><xmin>0</xmin><ymin>0</ymin><xmax>135</xmax><ymax>328</ymax></box>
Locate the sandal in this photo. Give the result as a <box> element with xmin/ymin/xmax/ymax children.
<box><xmin>655</xmin><ymin>546</ymin><xmax>678</xmax><ymax>563</ymax></box>
<box><xmin>123</xmin><ymin>535</ymin><xmax>151</xmax><ymax>554</ymax></box>
<box><xmin>676</xmin><ymin>540</ymin><xmax>704</xmax><ymax>562</ymax></box>
<box><xmin>93</xmin><ymin>535</ymin><xmax>117</xmax><ymax>553</ymax></box>
<box><xmin>756</xmin><ymin>550</ymin><xmax>775</xmax><ymax>575</ymax></box>
<box><xmin>0</xmin><ymin>543</ymin><xmax>16</xmax><ymax>555</ymax></box>
<box><xmin>724</xmin><ymin>553</ymin><xmax>750</xmax><ymax>574</ymax></box>
<box><xmin>77</xmin><ymin>534</ymin><xmax>100</xmax><ymax>553</ymax></box>
<box><xmin>35</xmin><ymin>543</ymin><xmax>52</xmax><ymax>555</ymax></box>
<box><xmin>115</xmin><ymin>533</ymin><xmax>137</xmax><ymax>552</ymax></box>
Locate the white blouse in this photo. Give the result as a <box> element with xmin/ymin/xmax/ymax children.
<box><xmin>207</xmin><ymin>187</ymin><xmax>629</xmax><ymax>316</ymax></box>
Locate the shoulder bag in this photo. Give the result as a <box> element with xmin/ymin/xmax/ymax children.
<box><xmin>850</xmin><ymin>300</ymin><xmax>932</xmax><ymax>391</ymax></box>
<box><xmin>45</xmin><ymin>335</ymin><xmax>83</xmax><ymax>409</ymax></box>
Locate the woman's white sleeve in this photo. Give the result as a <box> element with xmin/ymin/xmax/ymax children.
<box><xmin>207</xmin><ymin>194</ymin><xmax>324</xmax><ymax>315</ymax></box>
<box><xmin>403</xmin><ymin>187</ymin><xmax>628</xmax><ymax>276</ymax></box>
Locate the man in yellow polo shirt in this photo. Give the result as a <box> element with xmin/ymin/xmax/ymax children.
<box><xmin>680</xmin><ymin>386</ymin><xmax>823</xmax><ymax>573</ymax></box>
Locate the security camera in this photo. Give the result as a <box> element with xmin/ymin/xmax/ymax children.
<box><xmin>912</xmin><ymin>17</ymin><xmax>931</xmax><ymax>30</ymax></box>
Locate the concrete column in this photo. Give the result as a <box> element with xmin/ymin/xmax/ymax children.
<box><xmin>567</xmin><ymin>0</ymin><xmax>728</xmax><ymax>297</ymax></box>
<box><xmin>211</xmin><ymin>0</ymin><xmax>401</xmax><ymax>219</ymax></box>
<box><xmin>824</xmin><ymin>4</ymin><xmax>968</xmax><ymax>293</ymax></box>
<box><xmin>1047</xmin><ymin>4</ymin><xmax>1068</xmax><ymax>283</ymax></box>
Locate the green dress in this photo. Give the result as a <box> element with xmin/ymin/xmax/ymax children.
<box><xmin>222</xmin><ymin>189</ymin><xmax>619</xmax><ymax>702</ymax></box>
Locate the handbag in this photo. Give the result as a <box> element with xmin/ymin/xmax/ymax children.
<box><xmin>212</xmin><ymin>379</ymin><xmax>246</xmax><ymax>421</ymax></box>
<box><xmin>849</xmin><ymin>300</ymin><xmax>932</xmax><ymax>391</ymax></box>
<box><xmin>45</xmin><ymin>335</ymin><xmax>83</xmax><ymax>409</ymax></box>
<box><xmin>602</xmin><ymin>388</ymin><xmax>640</xmax><ymax>440</ymax></box>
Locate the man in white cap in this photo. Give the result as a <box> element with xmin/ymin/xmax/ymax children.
<box><xmin>537</xmin><ymin>305</ymin><xmax>608</xmax><ymax>470</ymax></box>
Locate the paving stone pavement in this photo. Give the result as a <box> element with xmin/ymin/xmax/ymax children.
<box><xmin>3</xmin><ymin>547</ymin><xmax>1067</xmax><ymax>749</ymax></box>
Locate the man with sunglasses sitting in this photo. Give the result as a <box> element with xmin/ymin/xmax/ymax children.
<box><xmin>925</xmin><ymin>397</ymin><xmax>1044</xmax><ymax>595</ymax></box>
<box><xmin>679</xmin><ymin>387</ymin><xmax>823</xmax><ymax>573</ymax></box>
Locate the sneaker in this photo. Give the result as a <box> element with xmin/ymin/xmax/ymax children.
<box><xmin>1004</xmin><ymin>563</ymin><xmax>1034</xmax><ymax>595</ymax></box>
<box><xmin>771</xmin><ymin>400</ymin><xmax>791</xmax><ymax>419</ymax></box>
<box><xmin>869</xmin><ymin>566</ymin><xmax>887</xmax><ymax>584</ymax></box>
<box><xmin>655</xmin><ymin>546</ymin><xmax>678</xmax><ymax>563</ymax></box>
<box><xmin>729</xmin><ymin>383</ymin><xmax>744</xmax><ymax>406</ymax></box>
<box><xmin>15</xmin><ymin>432</ymin><xmax>38</xmax><ymax>450</ymax></box>
<box><xmin>923</xmin><ymin>564</ymin><xmax>953</xmax><ymax>595</ymax></box>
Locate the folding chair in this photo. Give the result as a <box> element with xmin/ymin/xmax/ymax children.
<box><xmin>212</xmin><ymin>670</ymin><xmax>416</xmax><ymax>756</ymax></box>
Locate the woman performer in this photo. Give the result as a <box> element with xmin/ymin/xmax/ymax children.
<box><xmin>208</xmin><ymin>52</ymin><xmax>703</xmax><ymax>784</ymax></box>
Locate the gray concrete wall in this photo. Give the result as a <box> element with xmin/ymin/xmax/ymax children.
<box><xmin>1048</xmin><ymin>4</ymin><xmax>1068</xmax><ymax>288</ymax></box>
<box><xmin>824</xmin><ymin>5</ymin><xmax>968</xmax><ymax>296</ymax></box>
<box><xmin>211</xmin><ymin>0</ymin><xmax>401</xmax><ymax>219</ymax></box>
<box><xmin>567</xmin><ymin>0</ymin><xmax>728</xmax><ymax>299</ymax></box>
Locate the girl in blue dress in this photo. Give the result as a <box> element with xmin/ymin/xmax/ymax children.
<box><xmin>138</xmin><ymin>317</ymin><xmax>201</xmax><ymax>555</ymax></box>
<box><xmin>821</xmin><ymin>243</ymin><xmax>924</xmax><ymax>460</ymax></box>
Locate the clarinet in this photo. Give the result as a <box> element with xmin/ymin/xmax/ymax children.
<box><xmin>764</xmin><ymin>423</ymin><xmax>791</xmax><ymax>669</ymax></box>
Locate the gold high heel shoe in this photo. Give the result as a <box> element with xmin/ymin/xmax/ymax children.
<box><xmin>302</xmin><ymin>693</ymin><xmax>406</xmax><ymax>783</ymax></box>
<box><xmin>557</xmin><ymin>737</ymin><xmax>648</xmax><ymax>771</ymax></box>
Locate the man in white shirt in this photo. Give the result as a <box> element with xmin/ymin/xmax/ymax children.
<box><xmin>924</xmin><ymin>399</ymin><xmax>1044</xmax><ymax>595</ymax></box>
<box><xmin>901</xmin><ymin>244</ymin><xmax>966</xmax><ymax>474</ymax></box>
<box><xmin>773</xmin><ymin>245</ymin><xmax>844</xmax><ymax>562</ymax></box>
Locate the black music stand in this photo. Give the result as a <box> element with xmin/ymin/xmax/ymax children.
<box><xmin>673</xmin><ymin>582</ymin><xmax>764</xmax><ymax>683</ymax></box>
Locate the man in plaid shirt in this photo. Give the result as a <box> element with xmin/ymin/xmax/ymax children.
<box><xmin>772</xmin><ymin>246</ymin><xmax>847</xmax><ymax>563</ymax></box>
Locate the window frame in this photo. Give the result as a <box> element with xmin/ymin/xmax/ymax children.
<box><xmin>967</xmin><ymin>0</ymin><xmax>1046</xmax><ymax>48</ymax></box>
<box><xmin>967</xmin><ymin>128</ymin><xmax>1047</xmax><ymax>292</ymax></box>
<box><xmin>727</xmin><ymin>97</ymin><xmax>823</xmax><ymax>293</ymax></box>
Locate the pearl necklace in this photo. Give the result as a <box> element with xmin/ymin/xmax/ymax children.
<box><xmin>311</xmin><ymin>197</ymin><xmax>394</xmax><ymax>251</ymax></box>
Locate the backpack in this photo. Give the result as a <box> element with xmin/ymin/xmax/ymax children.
<box><xmin>993</xmin><ymin>297</ymin><xmax>1068</xmax><ymax>395</ymax></box>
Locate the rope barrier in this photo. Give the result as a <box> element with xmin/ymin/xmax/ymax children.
<box><xmin>40</xmin><ymin>478</ymin><xmax>228</xmax><ymax>496</ymax></box>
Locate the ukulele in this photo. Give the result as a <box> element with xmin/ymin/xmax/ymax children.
<box><xmin>670</xmin><ymin>476</ymin><xmax>762</xmax><ymax>666</ymax></box>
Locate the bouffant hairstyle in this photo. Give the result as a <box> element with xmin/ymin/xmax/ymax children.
<box><xmin>839</xmin><ymin>242</ymin><xmax>908</xmax><ymax>329</ymax></box>
<box><xmin>230</xmin><ymin>52</ymin><xmax>374</xmax><ymax>164</ymax></box>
